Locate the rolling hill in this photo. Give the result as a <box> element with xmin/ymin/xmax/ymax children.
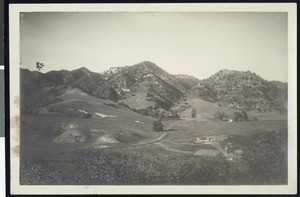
<box><xmin>21</xmin><ymin>87</ymin><xmax>159</xmax><ymax>157</ymax></box>
<box><xmin>190</xmin><ymin>69</ymin><xmax>287</xmax><ymax>112</ymax></box>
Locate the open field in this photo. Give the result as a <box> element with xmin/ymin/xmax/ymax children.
<box><xmin>174</xmin><ymin>95</ymin><xmax>287</xmax><ymax>121</ymax></box>
<box><xmin>164</xmin><ymin>119</ymin><xmax>287</xmax><ymax>140</ymax></box>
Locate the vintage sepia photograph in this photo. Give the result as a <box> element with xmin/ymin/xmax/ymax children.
<box><xmin>9</xmin><ymin>3</ymin><xmax>297</xmax><ymax>195</ymax></box>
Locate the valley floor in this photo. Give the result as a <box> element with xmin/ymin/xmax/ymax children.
<box><xmin>20</xmin><ymin>113</ymin><xmax>288</xmax><ymax>185</ymax></box>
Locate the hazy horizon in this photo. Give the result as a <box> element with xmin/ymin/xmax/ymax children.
<box><xmin>20</xmin><ymin>12</ymin><xmax>288</xmax><ymax>82</ymax></box>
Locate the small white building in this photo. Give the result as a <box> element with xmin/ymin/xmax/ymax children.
<box><xmin>207</xmin><ymin>137</ymin><xmax>216</xmax><ymax>142</ymax></box>
<box><xmin>195</xmin><ymin>136</ymin><xmax>216</xmax><ymax>143</ymax></box>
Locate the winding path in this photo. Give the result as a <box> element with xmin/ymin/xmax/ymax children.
<box><xmin>125</xmin><ymin>121</ymin><xmax>228</xmax><ymax>157</ymax></box>
<box><xmin>124</xmin><ymin>121</ymin><xmax>182</xmax><ymax>148</ymax></box>
<box><xmin>155</xmin><ymin>142</ymin><xmax>192</xmax><ymax>155</ymax></box>
<box><xmin>209</xmin><ymin>142</ymin><xmax>227</xmax><ymax>156</ymax></box>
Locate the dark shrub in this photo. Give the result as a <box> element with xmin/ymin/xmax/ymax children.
<box><xmin>233</xmin><ymin>111</ymin><xmax>243</xmax><ymax>121</ymax></box>
<box><xmin>191</xmin><ymin>108</ymin><xmax>197</xmax><ymax>118</ymax></box>
<box><xmin>233</xmin><ymin>110</ymin><xmax>249</xmax><ymax>121</ymax></box>
<box><xmin>118</xmin><ymin>101</ymin><xmax>129</xmax><ymax>108</ymax></box>
<box><xmin>140</xmin><ymin>109</ymin><xmax>150</xmax><ymax>116</ymax></box>
<box><xmin>241</xmin><ymin>110</ymin><xmax>249</xmax><ymax>121</ymax></box>
<box><xmin>83</xmin><ymin>113</ymin><xmax>92</xmax><ymax>118</ymax></box>
<box><xmin>252</xmin><ymin>116</ymin><xmax>258</xmax><ymax>121</ymax></box>
<box><xmin>108</xmin><ymin>87</ymin><xmax>119</xmax><ymax>101</ymax></box>
<box><xmin>153</xmin><ymin>120</ymin><xmax>164</xmax><ymax>132</ymax></box>
<box><xmin>47</xmin><ymin>106</ymin><xmax>55</xmax><ymax>112</ymax></box>
<box><xmin>215</xmin><ymin>111</ymin><xmax>226</xmax><ymax>120</ymax></box>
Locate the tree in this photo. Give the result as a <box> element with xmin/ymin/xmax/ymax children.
<box><xmin>36</xmin><ymin>62</ymin><xmax>44</xmax><ymax>71</ymax></box>
<box><xmin>152</xmin><ymin>120</ymin><xmax>164</xmax><ymax>132</ymax></box>
<box><xmin>108</xmin><ymin>87</ymin><xmax>119</xmax><ymax>101</ymax></box>
<box><xmin>252</xmin><ymin>116</ymin><xmax>258</xmax><ymax>121</ymax></box>
<box><xmin>83</xmin><ymin>113</ymin><xmax>92</xmax><ymax>118</ymax></box>
<box><xmin>233</xmin><ymin>110</ymin><xmax>248</xmax><ymax>121</ymax></box>
<box><xmin>215</xmin><ymin>111</ymin><xmax>226</xmax><ymax>121</ymax></box>
<box><xmin>233</xmin><ymin>111</ymin><xmax>243</xmax><ymax>121</ymax></box>
<box><xmin>241</xmin><ymin>110</ymin><xmax>248</xmax><ymax>121</ymax></box>
<box><xmin>159</xmin><ymin>111</ymin><xmax>166</xmax><ymax>120</ymax></box>
<box><xmin>191</xmin><ymin>108</ymin><xmax>197</xmax><ymax>118</ymax></box>
<box><xmin>140</xmin><ymin>109</ymin><xmax>150</xmax><ymax>116</ymax></box>
<box><xmin>170</xmin><ymin>110</ymin><xmax>180</xmax><ymax>119</ymax></box>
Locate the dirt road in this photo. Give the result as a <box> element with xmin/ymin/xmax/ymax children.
<box><xmin>209</xmin><ymin>142</ymin><xmax>227</xmax><ymax>156</ymax></box>
<box><xmin>123</xmin><ymin>121</ymin><xmax>229</xmax><ymax>157</ymax></box>
<box><xmin>125</xmin><ymin>120</ymin><xmax>182</xmax><ymax>147</ymax></box>
<box><xmin>155</xmin><ymin>142</ymin><xmax>192</xmax><ymax>154</ymax></box>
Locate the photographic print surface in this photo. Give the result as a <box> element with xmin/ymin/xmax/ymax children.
<box><xmin>9</xmin><ymin>3</ymin><xmax>297</xmax><ymax>195</ymax></box>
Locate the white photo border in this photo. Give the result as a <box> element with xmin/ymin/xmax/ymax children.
<box><xmin>9</xmin><ymin>3</ymin><xmax>297</xmax><ymax>195</ymax></box>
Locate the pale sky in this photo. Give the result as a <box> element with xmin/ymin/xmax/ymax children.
<box><xmin>20</xmin><ymin>12</ymin><xmax>287</xmax><ymax>82</ymax></box>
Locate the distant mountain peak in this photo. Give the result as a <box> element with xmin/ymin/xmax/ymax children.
<box><xmin>131</xmin><ymin>60</ymin><xmax>155</xmax><ymax>67</ymax></box>
<box><xmin>141</xmin><ymin>60</ymin><xmax>155</xmax><ymax>64</ymax></box>
<box><xmin>132</xmin><ymin>61</ymin><xmax>170</xmax><ymax>76</ymax></box>
<box><xmin>74</xmin><ymin>67</ymin><xmax>91</xmax><ymax>72</ymax></box>
<box><xmin>214</xmin><ymin>69</ymin><xmax>239</xmax><ymax>75</ymax></box>
<box><xmin>71</xmin><ymin>67</ymin><xmax>94</xmax><ymax>76</ymax></box>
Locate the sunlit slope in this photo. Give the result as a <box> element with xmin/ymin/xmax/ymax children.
<box><xmin>21</xmin><ymin>88</ymin><xmax>158</xmax><ymax>153</ymax></box>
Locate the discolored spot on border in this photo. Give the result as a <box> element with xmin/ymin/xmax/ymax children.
<box><xmin>11</xmin><ymin>115</ymin><xmax>20</xmax><ymax>129</ymax></box>
<box><xmin>10</xmin><ymin>116</ymin><xmax>20</xmax><ymax>141</ymax></box>
<box><xmin>12</xmin><ymin>146</ymin><xmax>20</xmax><ymax>157</ymax></box>
<box><xmin>14</xmin><ymin>96</ymin><xmax>20</xmax><ymax>108</ymax></box>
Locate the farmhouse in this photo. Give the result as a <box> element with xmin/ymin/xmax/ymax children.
<box><xmin>195</xmin><ymin>137</ymin><xmax>207</xmax><ymax>143</ymax></box>
<box><xmin>235</xmin><ymin>149</ymin><xmax>243</xmax><ymax>155</ymax></box>
<box><xmin>207</xmin><ymin>137</ymin><xmax>216</xmax><ymax>142</ymax></box>
<box><xmin>195</xmin><ymin>136</ymin><xmax>216</xmax><ymax>143</ymax></box>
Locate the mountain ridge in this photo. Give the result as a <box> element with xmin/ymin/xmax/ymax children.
<box><xmin>20</xmin><ymin>61</ymin><xmax>287</xmax><ymax>115</ymax></box>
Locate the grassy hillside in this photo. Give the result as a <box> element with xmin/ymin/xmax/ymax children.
<box><xmin>21</xmin><ymin>88</ymin><xmax>158</xmax><ymax>158</ymax></box>
<box><xmin>173</xmin><ymin>95</ymin><xmax>238</xmax><ymax>120</ymax></box>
